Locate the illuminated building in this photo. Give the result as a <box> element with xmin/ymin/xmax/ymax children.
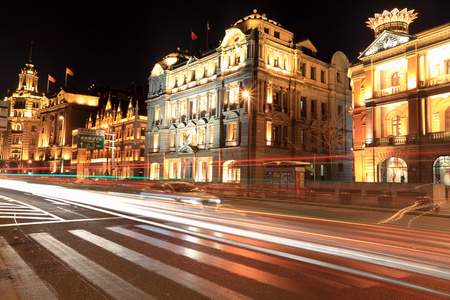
<box><xmin>72</xmin><ymin>94</ymin><xmax>147</xmax><ymax>178</ymax></box>
<box><xmin>36</xmin><ymin>89</ymin><xmax>99</xmax><ymax>174</ymax></box>
<box><xmin>0</xmin><ymin>58</ymin><xmax>43</xmax><ymax>172</ymax></box>
<box><xmin>146</xmin><ymin>10</ymin><xmax>352</xmax><ymax>190</ymax></box>
<box><xmin>349</xmin><ymin>8</ymin><xmax>450</xmax><ymax>185</ymax></box>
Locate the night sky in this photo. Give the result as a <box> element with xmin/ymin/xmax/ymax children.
<box><xmin>1</xmin><ymin>0</ymin><xmax>448</xmax><ymax>99</ymax></box>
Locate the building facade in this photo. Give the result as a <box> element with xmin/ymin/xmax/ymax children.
<box><xmin>349</xmin><ymin>8</ymin><xmax>450</xmax><ymax>185</ymax></box>
<box><xmin>36</xmin><ymin>89</ymin><xmax>99</xmax><ymax>174</ymax></box>
<box><xmin>0</xmin><ymin>59</ymin><xmax>43</xmax><ymax>172</ymax></box>
<box><xmin>146</xmin><ymin>10</ymin><xmax>352</xmax><ymax>191</ymax></box>
<box><xmin>72</xmin><ymin>95</ymin><xmax>147</xmax><ymax>178</ymax></box>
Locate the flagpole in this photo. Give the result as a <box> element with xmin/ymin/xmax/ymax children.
<box><xmin>47</xmin><ymin>76</ymin><xmax>49</xmax><ymax>93</ymax></box>
<box><xmin>206</xmin><ymin>22</ymin><xmax>209</xmax><ymax>50</ymax></box>
<box><xmin>65</xmin><ymin>69</ymin><xmax>67</xmax><ymax>87</ymax></box>
<box><xmin>190</xmin><ymin>29</ymin><xmax>192</xmax><ymax>55</ymax></box>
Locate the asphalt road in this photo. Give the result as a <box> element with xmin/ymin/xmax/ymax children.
<box><xmin>0</xmin><ymin>181</ymin><xmax>449</xmax><ymax>299</ymax></box>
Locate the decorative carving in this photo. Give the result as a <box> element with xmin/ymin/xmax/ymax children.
<box><xmin>365</xmin><ymin>33</ymin><xmax>411</xmax><ymax>56</ymax></box>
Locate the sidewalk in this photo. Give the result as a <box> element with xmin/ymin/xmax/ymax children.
<box><xmin>219</xmin><ymin>192</ymin><xmax>450</xmax><ymax>219</ymax></box>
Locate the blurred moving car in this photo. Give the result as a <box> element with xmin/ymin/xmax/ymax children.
<box><xmin>140</xmin><ymin>182</ymin><xmax>221</xmax><ymax>206</ymax></box>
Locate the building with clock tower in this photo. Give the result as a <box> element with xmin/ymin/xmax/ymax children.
<box><xmin>0</xmin><ymin>57</ymin><xmax>43</xmax><ymax>172</ymax></box>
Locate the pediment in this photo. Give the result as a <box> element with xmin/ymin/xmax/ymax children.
<box><xmin>359</xmin><ymin>31</ymin><xmax>415</xmax><ymax>59</ymax></box>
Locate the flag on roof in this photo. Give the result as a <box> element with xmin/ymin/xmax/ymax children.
<box><xmin>191</xmin><ymin>31</ymin><xmax>198</xmax><ymax>41</ymax></box>
<box><xmin>66</xmin><ymin>68</ymin><xmax>74</xmax><ymax>76</ymax></box>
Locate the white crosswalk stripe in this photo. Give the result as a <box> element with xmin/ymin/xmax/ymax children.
<box><xmin>29</xmin><ymin>232</ymin><xmax>155</xmax><ymax>300</ymax></box>
<box><xmin>70</xmin><ymin>229</ymin><xmax>252</xmax><ymax>300</ymax></box>
<box><xmin>5</xmin><ymin>223</ymin><xmax>436</xmax><ymax>299</ymax></box>
<box><xmin>0</xmin><ymin>237</ymin><xmax>57</xmax><ymax>300</ymax></box>
<box><xmin>107</xmin><ymin>226</ymin><xmax>302</xmax><ymax>294</ymax></box>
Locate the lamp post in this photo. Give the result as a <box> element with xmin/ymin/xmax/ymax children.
<box><xmin>59</xmin><ymin>116</ymin><xmax>65</xmax><ymax>174</ymax></box>
<box><xmin>19</xmin><ymin>141</ymin><xmax>23</xmax><ymax>172</ymax></box>
<box><xmin>243</xmin><ymin>90</ymin><xmax>251</xmax><ymax>191</ymax></box>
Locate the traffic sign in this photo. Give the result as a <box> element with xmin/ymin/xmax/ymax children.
<box><xmin>77</xmin><ymin>128</ymin><xmax>105</xmax><ymax>149</ymax></box>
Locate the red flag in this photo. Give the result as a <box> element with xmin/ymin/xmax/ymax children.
<box><xmin>66</xmin><ymin>68</ymin><xmax>74</xmax><ymax>76</ymax></box>
<box><xmin>191</xmin><ymin>31</ymin><xmax>198</xmax><ymax>40</ymax></box>
<box><xmin>48</xmin><ymin>75</ymin><xmax>56</xmax><ymax>83</ymax></box>
<box><xmin>207</xmin><ymin>22</ymin><xmax>210</xmax><ymax>31</ymax></box>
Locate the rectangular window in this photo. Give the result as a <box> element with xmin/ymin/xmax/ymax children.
<box><xmin>209</xmin><ymin>126</ymin><xmax>214</xmax><ymax>145</ymax></box>
<box><xmin>272</xmin><ymin>91</ymin><xmax>279</xmax><ymax>105</ymax></box>
<box><xmin>301</xmin><ymin>97</ymin><xmax>307</xmax><ymax>117</ymax></box>
<box><xmin>228</xmin><ymin>122</ymin><xmax>237</xmax><ymax>140</ymax></box>
<box><xmin>337</xmin><ymin>72</ymin><xmax>341</xmax><ymax>82</ymax></box>
<box><xmin>300</xmin><ymin>63</ymin><xmax>306</xmax><ymax>77</ymax></box>
<box><xmin>311</xmin><ymin>100</ymin><xmax>317</xmax><ymax>119</ymax></box>
<box><xmin>274</xmin><ymin>31</ymin><xmax>280</xmax><ymax>38</ymax></box>
<box><xmin>321</xmin><ymin>70</ymin><xmax>325</xmax><ymax>83</ymax></box>
<box><xmin>198</xmin><ymin>128</ymin><xmax>205</xmax><ymax>145</ymax></box>
<box><xmin>274</xmin><ymin>56</ymin><xmax>279</xmax><ymax>67</ymax></box>
<box><xmin>311</xmin><ymin>67</ymin><xmax>316</xmax><ymax>80</ymax></box>
<box><xmin>153</xmin><ymin>134</ymin><xmax>159</xmax><ymax>150</ymax></box>
<box><xmin>264</xmin><ymin>28</ymin><xmax>269</xmax><ymax>34</ymax></box>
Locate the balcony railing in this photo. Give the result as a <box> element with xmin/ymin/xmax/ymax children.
<box><xmin>374</xmin><ymin>84</ymin><xmax>407</xmax><ymax>98</ymax></box>
<box><xmin>428</xmin><ymin>131</ymin><xmax>450</xmax><ymax>142</ymax></box>
<box><xmin>375</xmin><ymin>134</ymin><xmax>416</xmax><ymax>146</ymax></box>
<box><xmin>225</xmin><ymin>140</ymin><xmax>239</xmax><ymax>147</ymax></box>
<box><xmin>420</xmin><ymin>74</ymin><xmax>450</xmax><ymax>88</ymax></box>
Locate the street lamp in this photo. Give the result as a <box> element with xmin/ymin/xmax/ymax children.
<box><xmin>19</xmin><ymin>141</ymin><xmax>23</xmax><ymax>172</ymax></box>
<box><xmin>59</xmin><ymin>116</ymin><xmax>65</xmax><ymax>174</ymax></box>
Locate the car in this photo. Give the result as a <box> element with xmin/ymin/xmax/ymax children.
<box><xmin>140</xmin><ymin>182</ymin><xmax>221</xmax><ymax>206</ymax></box>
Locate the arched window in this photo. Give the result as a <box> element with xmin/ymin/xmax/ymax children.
<box><xmin>392</xmin><ymin>115</ymin><xmax>402</xmax><ymax>136</ymax></box>
<box><xmin>433</xmin><ymin>156</ymin><xmax>450</xmax><ymax>186</ymax></box>
<box><xmin>391</xmin><ymin>72</ymin><xmax>400</xmax><ymax>86</ymax></box>
<box><xmin>379</xmin><ymin>157</ymin><xmax>407</xmax><ymax>183</ymax></box>
<box><xmin>222</xmin><ymin>160</ymin><xmax>240</xmax><ymax>183</ymax></box>
<box><xmin>149</xmin><ymin>163</ymin><xmax>160</xmax><ymax>180</ymax></box>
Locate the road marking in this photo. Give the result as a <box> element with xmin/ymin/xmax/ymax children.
<box><xmin>0</xmin><ymin>216</ymin><xmax>122</xmax><ymax>228</ymax></box>
<box><xmin>137</xmin><ymin>224</ymin><xmax>353</xmax><ymax>289</ymax></box>
<box><xmin>70</xmin><ymin>229</ymin><xmax>252</xmax><ymax>300</ymax></box>
<box><xmin>108</xmin><ymin>226</ymin><xmax>305</xmax><ymax>294</ymax></box>
<box><xmin>0</xmin><ymin>195</ymin><xmax>64</xmax><ymax>224</ymax></box>
<box><xmin>10</xmin><ymin>187</ymin><xmax>450</xmax><ymax>296</ymax></box>
<box><xmin>29</xmin><ymin>232</ymin><xmax>154</xmax><ymax>300</ymax></box>
<box><xmin>0</xmin><ymin>237</ymin><xmax>57</xmax><ymax>300</ymax></box>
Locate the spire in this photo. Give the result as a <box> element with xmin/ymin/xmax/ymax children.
<box><xmin>29</xmin><ymin>41</ymin><xmax>33</xmax><ymax>63</ymax></box>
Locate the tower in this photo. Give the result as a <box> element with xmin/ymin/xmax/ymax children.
<box><xmin>1</xmin><ymin>45</ymin><xmax>43</xmax><ymax>172</ymax></box>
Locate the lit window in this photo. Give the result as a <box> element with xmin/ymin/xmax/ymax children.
<box><xmin>228</xmin><ymin>122</ymin><xmax>237</xmax><ymax>141</ymax></box>
<box><xmin>274</xmin><ymin>56</ymin><xmax>279</xmax><ymax>68</ymax></box>
<box><xmin>223</xmin><ymin>160</ymin><xmax>240</xmax><ymax>183</ymax></box>
<box><xmin>153</xmin><ymin>134</ymin><xmax>159</xmax><ymax>149</ymax></box>
<box><xmin>150</xmin><ymin>163</ymin><xmax>160</xmax><ymax>180</ymax></box>
<box><xmin>392</xmin><ymin>115</ymin><xmax>402</xmax><ymax>136</ymax></box>
<box><xmin>209</xmin><ymin>126</ymin><xmax>214</xmax><ymax>145</ymax></box>
<box><xmin>391</xmin><ymin>72</ymin><xmax>400</xmax><ymax>86</ymax></box>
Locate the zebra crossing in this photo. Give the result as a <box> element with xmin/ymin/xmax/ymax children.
<box><xmin>2</xmin><ymin>222</ymin><xmax>447</xmax><ymax>299</ymax></box>
<box><xmin>0</xmin><ymin>195</ymin><xmax>63</xmax><ymax>226</ymax></box>
<box><xmin>0</xmin><ymin>223</ymin><xmax>376</xmax><ymax>300</ymax></box>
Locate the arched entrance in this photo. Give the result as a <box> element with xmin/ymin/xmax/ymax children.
<box><xmin>433</xmin><ymin>156</ymin><xmax>450</xmax><ymax>186</ymax></box>
<box><xmin>379</xmin><ymin>157</ymin><xmax>407</xmax><ymax>183</ymax></box>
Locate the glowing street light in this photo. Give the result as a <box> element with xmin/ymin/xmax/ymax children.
<box><xmin>59</xmin><ymin>116</ymin><xmax>65</xmax><ymax>174</ymax></box>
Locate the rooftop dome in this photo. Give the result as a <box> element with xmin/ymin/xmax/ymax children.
<box><xmin>233</xmin><ymin>9</ymin><xmax>283</xmax><ymax>28</ymax></box>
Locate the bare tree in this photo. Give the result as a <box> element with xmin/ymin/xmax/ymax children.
<box><xmin>312</xmin><ymin>109</ymin><xmax>348</xmax><ymax>180</ymax></box>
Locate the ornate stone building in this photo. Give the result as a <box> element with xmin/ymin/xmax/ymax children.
<box><xmin>72</xmin><ymin>95</ymin><xmax>147</xmax><ymax>178</ymax></box>
<box><xmin>349</xmin><ymin>8</ymin><xmax>450</xmax><ymax>185</ymax></box>
<box><xmin>146</xmin><ymin>10</ymin><xmax>352</xmax><ymax>191</ymax></box>
<box><xmin>36</xmin><ymin>89</ymin><xmax>99</xmax><ymax>174</ymax></box>
<box><xmin>0</xmin><ymin>59</ymin><xmax>43</xmax><ymax>172</ymax></box>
